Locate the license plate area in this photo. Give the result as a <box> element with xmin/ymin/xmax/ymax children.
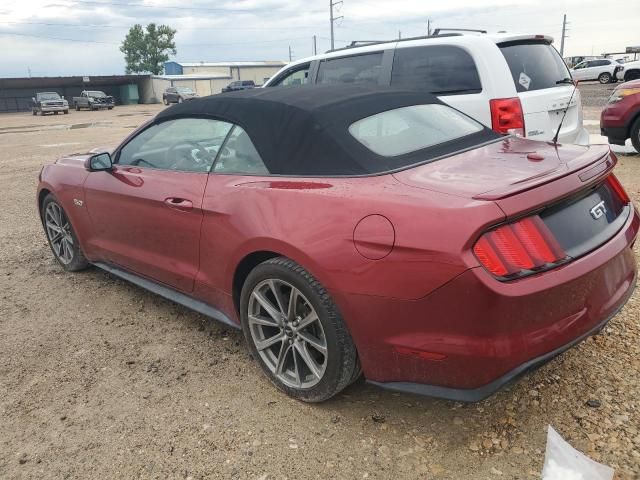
<box><xmin>541</xmin><ymin>182</ymin><xmax>628</xmax><ymax>258</ymax></box>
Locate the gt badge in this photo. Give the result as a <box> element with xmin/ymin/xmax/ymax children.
<box><xmin>589</xmin><ymin>200</ymin><xmax>606</xmax><ymax>220</ymax></box>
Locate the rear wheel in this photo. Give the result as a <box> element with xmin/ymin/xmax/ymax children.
<box><xmin>598</xmin><ymin>72</ymin><xmax>612</xmax><ymax>84</ymax></box>
<box><xmin>41</xmin><ymin>194</ymin><xmax>89</xmax><ymax>272</ymax></box>
<box><xmin>625</xmin><ymin>70</ymin><xmax>640</xmax><ymax>82</ymax></box>
<box><xmin>630</xmin><ymin>117</ymin><xmax>640</xmax><ymax>153</ymax></box>
<box><xmin>240</xmin><ymin>257</ymin><xmax>358</xmax><ymax>402</ymax></box>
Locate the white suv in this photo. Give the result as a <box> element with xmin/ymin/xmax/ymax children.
<box><xmin>264</xmin><ymin>32</ymin><xmax>590</xmax><ymax>145</ymax></box>
<box><xmin>570</xmin><ymin>58</ymin><xmax>622</xmax><ymax>84</ymax></box>
<box><xmin>617</xmin><ymin>60</ymin><xmax>640</xmax><ymax>82</ymax></box>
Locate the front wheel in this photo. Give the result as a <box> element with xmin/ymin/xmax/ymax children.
<box><xmin>630</xmin><ymin>117</ymin><xmax>640</xmax><ymax>153</ymax></box>
<box><xmin>41</xmin><ymin>194</ymin><xmax>89</xmax><ymax>272</ymax></box>
<box><xmin>598</xmin><ymin>72</ymin><xmax>612</xmax><ymax>84</ymax></box>
<box><xmin>240</xmin><ymin>257</ymin><xmax>359</xmax><ymax>402</ymax></box>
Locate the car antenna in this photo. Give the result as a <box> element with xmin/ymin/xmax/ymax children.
<box><xmin>552</xmin><ymin>80</ymin><xmax>579</xmax><ymax>145</ymax></box>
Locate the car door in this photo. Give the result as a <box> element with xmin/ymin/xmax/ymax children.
<box><xmin>83</xmin><ymin>117</ymin><xmax>233</xmax><ymax>292</ymax></box>
<box><xmin>571</xmin><ymin>61</ymin><xmax>589</xmax><ymax>81</ymax></box>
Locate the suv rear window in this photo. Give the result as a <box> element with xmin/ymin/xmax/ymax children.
<box><xmin>391</xmin><ymin>45</ymin><xmax>482</xmax><ymax>95</ymax></box>
<box><xmin>317</xmin><ymin>52</ymin><xmax>384</xmax><ymax>85</ymax></box>
<box><xmin>499</xmin><ymin>41</ymin><xmax>571</xmax><ymax>92</ymax></box>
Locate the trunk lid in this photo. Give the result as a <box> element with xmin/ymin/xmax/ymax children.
<box><xmin>393</xmin><ymin>137</ymin><xmax>610</xmax><ymax>200</ymax></box>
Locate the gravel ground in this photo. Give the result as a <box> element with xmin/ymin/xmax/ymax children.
<box><xmin>0</xmin><ymin>99</ymin><xmax>639</xmax><ymax>479</ymax></box>
<box><xmin>577</xmin><ymin>81</ymin><xmax>619</xmax><ymax>109</ymax></box>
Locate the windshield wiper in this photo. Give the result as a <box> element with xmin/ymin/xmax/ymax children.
<box><xmin>556</xmin><ymin>78</ymin><xmax>574</xmax><ymax>85</ymax></box>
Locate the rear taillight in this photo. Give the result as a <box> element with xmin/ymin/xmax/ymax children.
<box><xmin>606</xmin><ymin>174</ymin><xmax>630</xmax><ymax>203</ymax></box>
<box><xmin>489</xmin><ymin>97</ymin><xmax>525</xmax><ymax>136</ymax></box>
<box><xmin>473</xmin><ymin>215</ymin><xmax>566</xmax><ymax>279</ymax></box>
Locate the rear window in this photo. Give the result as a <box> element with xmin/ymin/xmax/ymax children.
<box><xmin>317</xmin><ymin>53</ymin><xmax>384</xmax><ymax>85</ymax></box>
<box><xmin>349</xmin><ymin>104</ymin><xmax>484</xmax><ymax>157</ymax></box>
<box><xmin>499</xmin><ymin>41</ymin><xmax>570</xmax><ymax>92</ymax></box>
<box><xmin>391</xmin><ymin>45</ymin><xmax>482</xmax><ymax>95</ymax></box>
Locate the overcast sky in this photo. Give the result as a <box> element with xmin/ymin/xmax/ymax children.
<box><xmin>0</xmin><ymin>0</ymin><xmax>638</xmax><ymax>77</ymax></box>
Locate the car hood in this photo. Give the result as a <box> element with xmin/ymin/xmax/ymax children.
<box><xmin>55</xmin><ymin>146</ymin><xmax>113</xmax><ymax>167</ymax></box>
<box><xmin>615</xmin><ymin>79</ymin><xmax>640</xmax><ymax>90</ymax></box>
<box><xmin>392</xmin><ymin>137</ymin><xmax>610</xmax><ymax>200</ymax></box>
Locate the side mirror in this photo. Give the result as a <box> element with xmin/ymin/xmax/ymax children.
<box><xmin>86</xmin><ymin>152</ymin><xmax>113</xmax><ymax>172</ymax></box>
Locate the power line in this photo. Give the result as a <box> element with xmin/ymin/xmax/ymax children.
<box><xmin>68</xmin><ymin>0</ymin><xmax>265</xmax><ymax>13</ymax></box>
<box><xmin>0</xmin><ymin>20</ymin><xmax>325</xmax><ymax>31</ymax></box>
<box><xmin>0</xmin><ymin>30</ymin><xmax>310</xmax><ymax>48</ymax></box>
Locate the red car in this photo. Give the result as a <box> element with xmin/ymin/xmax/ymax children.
<box><xmin>601</xmin><ymin>79</ymin><xmax>640</xmax><ymax>152</ymax></box>
<box><xmin>37</xmin><ymin>85</ymin><xmax>638</xmax><ymax>402</ymax></box>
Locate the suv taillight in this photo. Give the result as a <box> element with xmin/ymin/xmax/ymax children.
<box><xmin>489</xmin><ymin>97</ymin><xmax>525</xmax><ymax>136</ymax></box>
<box><xmin>473</xmin><ymin>215</ymin><xmax>566</xmax><ymax>279</ymax></box>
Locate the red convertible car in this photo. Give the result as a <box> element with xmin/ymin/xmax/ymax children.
<box><xmin>37</xmin><ymin>85</ymin><xmax>638</xmax><ymax>402</ymax></box>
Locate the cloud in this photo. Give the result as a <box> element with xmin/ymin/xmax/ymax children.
<box><xmin>0</xmin><ymin>0</ymin><xmax>637</xmax><ymax>77</ymax></box>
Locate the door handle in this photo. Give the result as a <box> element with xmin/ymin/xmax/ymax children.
<box><xmin>164</xmin><ymin>197</ymin><xmax>193</xmax><ymax>211</ymax></box>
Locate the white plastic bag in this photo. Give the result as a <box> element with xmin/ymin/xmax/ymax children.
<box><xmin>542</xmin><ymin>426</ymin><xmax>614</xmax><ymax>480</ymax></box>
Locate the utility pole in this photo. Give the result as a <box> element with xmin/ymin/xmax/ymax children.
<box><xmin>288</xmin><ymin>45</ymin><xmax>293</xmax><ymax>62</ymax></box>
<box><xmin>398</xmin><ymin>30</ymin><xmax>401</xmax><ymax>39</ymax></box>
<box><xmin>560</xmin><ymin>14</ymin><xmax>568</xmax><ymax>57</ymax></box>
<box><xmin>313</xmin><ymin>35</ymin><xmax>317</xmax><ymax>55</ymax></box>
<box><xmin>330</xmin><ymin>0</ymin><xmax>343</xmax><ymax>50</ymax></box>
<box><xmin>427</xmin><ymin>19</ymin><xmax>432</xmax><ymax>36</ymax></box>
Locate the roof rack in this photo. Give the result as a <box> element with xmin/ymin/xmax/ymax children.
<box><xmin>326</xmin><ymin>33</ymin><xmax>462</xmax><ymax>53</ymax></box>
<box><xmin>432</xmin><ymin>28</ymin><xmax>487</xmax><ymax>35</ymax></box>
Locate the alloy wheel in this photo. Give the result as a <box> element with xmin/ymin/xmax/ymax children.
<box><xmin>247</xmin><ymin>279</ymin><xmax>328</xmax><ymax>389</ymax></box>
<box><xmin>44</xmin><ymin>202</ymin><xmax>75</xmax><ymax>265</ymax></box>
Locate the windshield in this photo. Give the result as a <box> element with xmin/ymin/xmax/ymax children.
<box><xmin>87</xmin><ymin>91</ymin><xmax>106</xmax><ymax>98</ymax></box>
<box><xmin>176</xmin><ymin>87</ymin><xmax>194</xmax><ymax>94</ymax></box>
<box><xmin>38</xmin><ymin>93</ymin><xmax>61</xmax><ymax>101</ymax></box>
<box><xmin>499</xmin><ymin>41</ymin><xmax>571</xmax><ymax>92</ymax></box>
<box><xmin>349</xmin><ymin>104</ymin><xmax>484</xmax><ymax>157</ymax></box>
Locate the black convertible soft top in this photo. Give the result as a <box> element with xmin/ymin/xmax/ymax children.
<box><xmin>155</xmin><ymin>84</ymin><xmax>499</xmax><ymax>176</ymax></box>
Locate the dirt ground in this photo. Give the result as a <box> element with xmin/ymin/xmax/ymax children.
<box><xmin>1</xmin><ymin>85</ymin><xmax>639</xmax><ymax>479</ymax></box>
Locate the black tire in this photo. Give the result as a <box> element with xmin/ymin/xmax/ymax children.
<box><xmin>240</xmin><ymin>257</ymin><xmax>358</xmax><ymax>402</ymax></box>
<box><xmin>75</xmin><ymin>103</ymin><xmax>80</xmax><ymax>111</ymax></box>
<box><xmin>41</xmin><ymin>194</ymin><xmax>90</xmax><ymax>272</ymax></box>
<box><xmin>32</xmin><ymin>109</ymin><xmax>37</xmax><ymax>116</ymax></box>
<box><xmin>625</xmin><ymin>70</ymin><xmax>640</xmax><ymax>82</ymax></box>
<box><xmin>108</xmin><ymin>106</ymin><xmax>113</xmax><ymax>110</ymax></box>
<box><xmin>64</xmin><ymin>110</ymin><xmax>69</xmax><ymax>114</ymax></box>
<box><xmin>54</xmin><ymin>111</ymin><xmax>59</xmax><ymax>115</ymax></box>
<box><xmin>598</xmin><ymin>72</ymin><xmax>611</xmax><ymax>84</ymax></box>
<box><xmin>630</xmin><ymin>117</ymin><xmax>640</xmax><ymax>153</ymax></box>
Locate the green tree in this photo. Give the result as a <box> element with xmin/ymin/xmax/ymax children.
<box><xmin>120</xmin><ymin>23</ymin><xmax>176</xmax><ymax>74</ymax></box>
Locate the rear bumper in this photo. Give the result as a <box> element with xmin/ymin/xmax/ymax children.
<box><xmin>337</xmin><ymin>207</ymin><xmax>639</xmax><ymax>400</ymax></box>
<box><xmin>370</xmin><ymin>275</ymin><xmax>635</xmax><ymax>401</ymax></box>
